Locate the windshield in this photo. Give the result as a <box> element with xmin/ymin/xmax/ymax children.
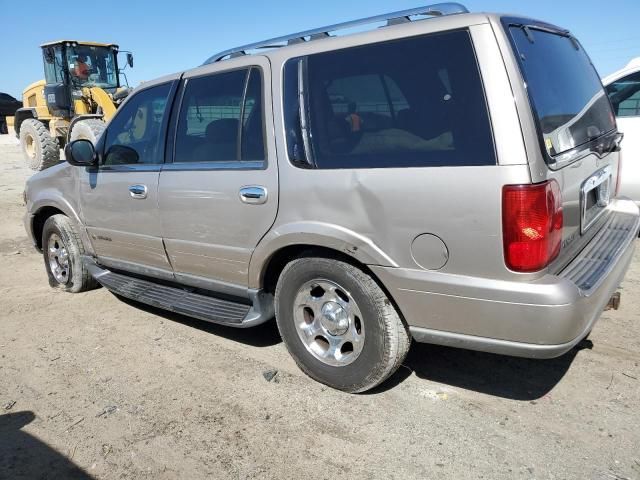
<box><xmin>67</xmin><ymin>45</ymin><xmax>118</xmax><ymax>90</ymax></box>
<box><xmin>507</xmin><ymin>24</ymin><xmax>616</xmax><ymax>159</ymax></box>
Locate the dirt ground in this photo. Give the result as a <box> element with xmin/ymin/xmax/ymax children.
<box><xmin>0</xmin><ymin>135</ymin><xmax>639</xmax><ymax>480</ymax></box>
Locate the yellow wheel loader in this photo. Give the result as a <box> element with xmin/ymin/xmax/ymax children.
<box><xmin>13</xmin><ymin>40</ymin><xmax>134</xmax><ymax>170</ymax></box>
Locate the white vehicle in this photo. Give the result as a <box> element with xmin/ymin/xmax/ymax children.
<box><xmin>604</xmin><ymin>58</ymin><xmax>640</xmax><ymax>207</ymax></box>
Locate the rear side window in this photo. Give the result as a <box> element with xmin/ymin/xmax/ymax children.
<box><xmin>507</xmin><ymin>25</ymin><xmax>616</xmax><ymax>157</ymax></box>
<box><xmin>606</xmin><ymin>71</ymin><xmax>640</xmax><ymax>117</ymax></box>
<box><xmin>284</xmin><ymin>29</ymin><xmax>495</xmax><ymax>169</ymax></box>
<box><xmin>174</xmin><ymin>67</ymin><xmax>265</xmax><ymax>164</ymax></box>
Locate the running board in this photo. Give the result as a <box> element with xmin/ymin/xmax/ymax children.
<box><xmin>83</xmin><ymin>257</ymin><xmax>274</xmax><ymax>328</ymax></box>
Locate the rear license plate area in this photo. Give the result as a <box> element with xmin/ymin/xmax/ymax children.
<box><xmin>581</xmin><ymin>166</ymin><xmax>612</xmax><ymax>233</ymax></box>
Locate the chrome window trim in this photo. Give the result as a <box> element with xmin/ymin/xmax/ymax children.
<box><xmin>97</xmin><ymin>164</ymin><xmax>162</xmax><ymax>173</ymax></box>
<box><xmin>161</xmin><ymin>160</ymin><xmax>265</xmax><ymax>171</ymax></box>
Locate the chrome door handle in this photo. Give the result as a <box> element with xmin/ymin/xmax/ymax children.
<box><xmin>129</xmin><ymin>184</ymin><xmax>148</xmax><ymax>199</ymax></box>
<box><xmin>239</xmin><ymin>186</ymin><xmax>267</xmax><ymax>205</ymax></box>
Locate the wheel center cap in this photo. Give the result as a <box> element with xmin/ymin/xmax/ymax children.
<box><xmin>320</xmin><ymin>301</ymin><xmax>349</xmax><ymax>336</ymax></box>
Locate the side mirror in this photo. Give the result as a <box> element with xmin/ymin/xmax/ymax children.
<box><xmin>65</xmin><ymin>139</ymin><xmax>97</xmax><ymax>167</ymax></box>
<box><xmin>127</xmin><ymin>53</ymin><xmax>134</xmax><ymax>69</ymax></box>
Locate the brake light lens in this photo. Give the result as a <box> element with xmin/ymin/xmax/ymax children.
<box><xmin>502</xmin><ymin>180</ymin><xmax>563</xmax><ymax>272</ymax></box>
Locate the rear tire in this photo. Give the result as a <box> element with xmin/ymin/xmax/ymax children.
<box><xmin>70</xmin><ymin>119</ymin><xmax>106</xmax><ymax>145</ymax></box>
<box><xmin>42</xmin><ymin>214</ymin><xmax>98</xmax><ymax>293</ymax></box>
<box><xmin>275</xmin><ymin>256</ymin><xmax>411</xmax><ymax>393</ymax></box>
<box><xmin>0</xmin><ymin>118</ymin><xmax>7</xmax><ymax>135</ymax></box>
<box><xmin>19</xmin><ymin>119</ymin><xmax>60</xmax><ymax>171</ymax></box>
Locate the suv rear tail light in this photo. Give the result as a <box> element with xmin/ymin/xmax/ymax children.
<box><xmin>502</xmin><ymin>180</ymin><xmax>563</xmax><ymax>272</ymax></box>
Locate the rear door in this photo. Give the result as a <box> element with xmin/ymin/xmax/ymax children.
<box><xmin>79</xmin><ymin>80</ymin><xmax>176</xmax><ymax>276</ymax></box>
<box><xmin>158</xmin><ymin>57</ymin><xmax>277</xmax><ymax>290</ymax></box>
<box><xmin>504</xmin><ymin>20</ymin><xmax>622</xmax><ymax>267</ymax></box>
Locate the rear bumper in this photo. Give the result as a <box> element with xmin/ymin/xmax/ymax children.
<box><xmin>371</xmin><ymin>199</ymin><xmax>640</xmax><ymax>359</ymax></box>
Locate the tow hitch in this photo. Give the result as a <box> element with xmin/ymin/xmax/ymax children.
<box><xmin>605</xmin><ymin>292</ymin><xmax>621</xmax><ymax>311</ymax></box>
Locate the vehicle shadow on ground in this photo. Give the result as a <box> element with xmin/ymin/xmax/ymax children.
<box><xmin>375</xmin><ymin>338</ymin><xmax>593</xmax><ymax>400</ymax></box>
<box><xmin>115</xmin><ymin>294</ymin><xmax>283</xmax><ymax>348</ymax></box>
<box><xmin>0</xmin><ymin>411</ymin><xmax>94</xmax><ymax>479</ymax></box>
<box><xmin>114</xmin><ymin>294</ymin><xmax>590</xmax><ymax>400</ymax></box>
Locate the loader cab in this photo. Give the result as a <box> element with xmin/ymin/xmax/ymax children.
<box><xmin>41</xmin><ymin>41</ymin><xmax>123</xmax><ymax>117</ymax></box>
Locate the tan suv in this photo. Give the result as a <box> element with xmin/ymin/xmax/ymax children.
<box><xmin>24</xmin><ymin>4</ymin><xmax>640</xmax><ymax>392</ymax></box>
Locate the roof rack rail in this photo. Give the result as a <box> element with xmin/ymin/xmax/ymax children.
<box><xmin>203</xmin><ymin>3</ymin><xmax>469</xmax><ymax>64</ymax></box>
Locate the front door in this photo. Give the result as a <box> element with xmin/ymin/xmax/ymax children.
<box><xmin>79</xmin><ymin>80</ymin><xmax>176</xmax><ymax>276</ymax></box>
<box><xmin>158</xmin><ymin>59</ymin><xmax>278</xmax><ymax>290</ymax></box>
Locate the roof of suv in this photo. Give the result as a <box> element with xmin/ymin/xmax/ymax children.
<box><xmin>201</xmin><ymin>3</ymin><xmax>481</xmax><ymax>65</ymax></box>
<box><xmin>137</xmin><ymin>6</ymin><xmax>561</xmax><ymax>92</ymax></box>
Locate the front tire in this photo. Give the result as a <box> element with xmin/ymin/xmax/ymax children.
<box><xmin>19</xmin><ymin>119</ymin><xmax>60</xmax><ymax>171</ymax></box>
<box><xmin>42</xmin><ymin>215</ymin><xmax>97</xmax><ymax>293</ymax></box>
<box><xmin>275</xmin><ymin>256</ymin><xmax>410</xmax><ymax>393</ymax></box>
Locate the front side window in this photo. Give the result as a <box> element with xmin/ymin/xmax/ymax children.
<box><xmin>174</xmin><ymin>67</ymin><xmax>265</xmax><ymax>164</ymax></box>
<box><xmin>103</xmin><ymin>83</ymin><xmax>172</xmax><ymax>166</ymax></box>
<box><xmin>606</xmin><ymin>71</ymin><xmax>640</xmax><ymax>117</ymax></box>
<box><xmin>284</xmin><ymin>29</ymin><xmax>495</xmax><ymax>169</ymax></box>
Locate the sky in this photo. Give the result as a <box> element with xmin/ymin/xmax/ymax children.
<box><xmin>1</xmin><ymin>0</ymin><xmax>639</xmax><ymax>99</ymax></box>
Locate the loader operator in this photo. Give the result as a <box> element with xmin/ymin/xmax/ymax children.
<box><xmin>72</xmin><ymin>55</ymin><xmax>90</xmax><ymax>81</ymax></box>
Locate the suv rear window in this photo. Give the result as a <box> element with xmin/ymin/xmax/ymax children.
<box><xmin>284</xmin><ymin>29</ymin><xmax>495</xmax><ymax>169</ymax></box>
<box><xmin>507</xmin><ymin>23</ymin><xmax>616</xmax><ymax>159</ymax></box>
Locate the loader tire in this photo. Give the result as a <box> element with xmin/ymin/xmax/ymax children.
<box><xmin>70</xmin><ymin>119</ymin><xmax>106</xmax><ymax>145</ymax></box>
<box><xmin>19</xmin><ymin>119</ymin><xmax>60</xmax><ymax>171</ymax></box>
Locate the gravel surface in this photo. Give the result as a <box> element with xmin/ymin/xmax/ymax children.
<box><xmin>0</xmin><ymin>137</ymin><xmax>639</xmax><ymax>479</ymax></box>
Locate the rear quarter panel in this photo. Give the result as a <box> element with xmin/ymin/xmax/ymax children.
<box><xmin>250</xmin><ymin>18</ymin><xmax>537</xmax><ymax>288</ymax></box>
<box><xmin>488</xmin><ymin>15</ymin><xmax>623</xmax><ymax>268</ymax></box>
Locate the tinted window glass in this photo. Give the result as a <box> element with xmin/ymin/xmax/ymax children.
<box><xmin>508</xmin><ymin>26</ymin><xmax>616</xmax><ymax>157</ymax></box>
<box><xmin>43</xmin><ymin>46</ymin><xmax>65</xmax><ymax>84</ymax></box>
<box><xmin>606</xmin><ymin>71</ymin><xmax>640</xmax><ymax>117</ymax></box>
<box><xmin>284</xmin><ymin>30</ymin><xmax>495</xmax><ymax>169</ymax></box>
<box><xmin>327</xmin><ymin>74</ymin><xmax>408</xmax><ymax>121</ymax></box>
<box><xmin>103</xmin><ymin>83</ymin><xmax>171</xmax><ymax>166</ymax></box>
<box><xmin>174</xmin><ymin>68</ymin><xmax>264</xmax><ymax>164</ymax></box>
